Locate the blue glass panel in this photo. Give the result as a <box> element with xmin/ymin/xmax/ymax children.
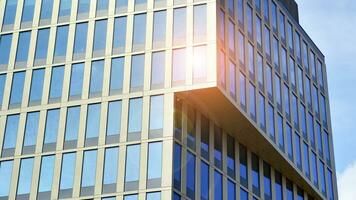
<box><xmin>327</xmin><ymin>169</ymin><xmax>334</xmax><ymax>200</ymax></box>
<box><xmin>49</xmin><ymin>66</ymin><xmax>64</xmax><ymax>100</ymax></box>
<box><xmin>96</xmin><ymin>0</ymin><xmax>109</xmax><ymax>11</ymax></box>
<box><xmin>133</xmin><ymin>14</ymin><xmax>146</xmax><ymax>46</ymax></box>
<box><xmin>69</xmin><ymin>63</ymin><xmax>84</xmax><ymax>97</ymax></box>
<box><xmin>125</xmin><ymin>145</ymin><xmax>140</xmax><ymax>182</ymax></box>
<box><xmin>110</xmin><ymin>57</ymin><xmax>124</xmax><ymax>93</ymax></box>
<box><xmin>93</xmin><ymin>20</ymin><xmax>107</xmax><ymax>52</ymax></box>
<box><xmin>85</xmin><ymin>103</ymin><xmax>101</xmax><ymax>139</ymax></box>
<box><xmin>81</xmin><ymin>150</ymin><xmax>97</xmax><ymax>187</ymax></box>
<box><xmin>252</xmin><ymin>154</ymin><xmax>260</xmax><ymax>196</ymax></box>
<box><xmin>38</xmin><ymin>155</ymin><xmax>55</xmax><ymax>192</ymax></box>
<box><xmin>89</xmin><ymin>60</ymin><xmax>104</xmax><ymax>95</ymax></box>
<box><xmin>239</xmin><ymin>145</ymin><xmax>248</xmax><ymax>186</ymax></box>
<box><xmin>319</xmin><ymin>160</ymin><xmax>326</xmax><ymax>195</ymax></box>
<box><xmin>3</xmin><ymin>0</ymin><xmax>18</xmax><ymax>25</ymax></box>
<box><xmin>107</xmin><ymin>101</ymin><xmax>122</xmax><ymax>136</ymax></box>
<box><xmin>173</xmin><ymin>143</ymin><xmax>181</xmax><ymax>190</ymax></box>
<box><xmin>54</xmin><ymin>26</ymin><xmax>69</xmax><ymax>57</ymax></box>
<box><xmin>201</xmin><ymin>161</ymin><xmax>209</xmax><ymax>200</ymax></box>
<box><xmin>124</xmin><ymin>195</ymin><xmax>138</xmax><ymax>200</ymax></box>
<box><xmin>147</xmin><ymin>192</ymin><xmax>161</xmax><ymax>200</ymax></box>
<box><xmin>78</xmin><ymin>0</ymin><xmax>90</xmax><ymax>14</ymax></box>
<box><xmin>59</xmin><ymin>0</ymin><xmax>71</xmax><ymax>17</ymax></box>
<box><xmin>0</xmin><ymin>160</ymin><xmax>13</xmax><ymax>197</ymax></box>
<box><xmin>40</xmin><ymin>0</ymin><xmax>54</xmax><ymax>20</ymax></box>
<box><xmin>0</xmin><ymin>75</ymin><xmax>6</xmax><ymax>106</ymax></box>
<box><xmin>44</xmin><ymin>109</ymin><xmax>60</xmax><ymax>144</ymax></box>
<box><xmin>149</xmin><ymin>95</ymin><xmax>164</xmax><ymax>131</ymax></box>
<box><xmin>173</xmin><ymin>8</ymin><xmax>186</xmax><ymax>43</ymax></box>
<box><xmin>21</xmin><ymin>0</ymin><xmax>35</xmax><ymax>22</ymax></box>
<box><xmin>0</xmin><ymin>34</ymin><xmax>12</xmax><ymax>65</ymax></box>
<box><xmin>29</xmin><ymin>69</ymin><xmax>45</xmax><ymax>103</ymax></box>
<box><xmin>151</xmin><ymin>51</ymin><xmax>165</xmax><ymax>87</ymax></box>
<box><xmin>16</xmin><ymin>31</ymin><xmax>31</xmax><ymax>62</ymax></box>
<box><xmin>103</xmin><ymin>147</ymin><xmax>119</xmax><ymax>184</ymax></box>
<box><xmin>268</xmin><ymin>104</ymin><xmax>275</xmax><ymax>139</ymax></box>
<box><xmin>303</xmin><ymin>143</ymin><xmax>310</xmax><ymax>177</ymax></box>
<box><xmin>275</xmin><ymin>171</ymin><xmax>283</xmax><ymax>200</ymax></box>
<box><xmin>17</xmin><ymin>158</ymin><xmax>34</xmax><ymax>195</ymax></box>
<box><xmin>2</xmin><ymin>115</ymin><xmax>19</xmax><ymax>150</ymax></box>
<box><xmin>60</xmin><ymin>153</ymin><xmax>76</xmax><ymax>190</ymax></box>
<box><xmin>240</xmin><ymin>188</ymin><xmax>248</xmax><ymax>200</ymax></box>
<box><xmin>113</xmin><ymin>17</ymin><xmax>127</xmax><ymax>49</ymax></box>
<box><xmin>228</xmin><ymin>180</ymin><xmax>236</xmax><ymax>200</ymax></box>
<box><xmin>10</xmin><ymin>71</ymin><xmax>25</xmax><ymax>106</ymax></box>
<box><xmin>277</xmin><ymin>114</ymin><xmax>284</xmax><ymax>149</ymax></box>
<box><xmin>186</xmin><ymin>152</ymin><xmax>196</xmax><ymax>199</ymax></box>
<box><xmin>264</xmin><ymin>163</ymin><xmax>272</xmax><ymax>200</ymax></box>
<box><xmin>128</xmin><ymin>98</ymin><xmax>143</xmax><ymax>134</ymax></box>
<box><xmin>130</xmin><ymin>54</ymin><xmax>144</xmax><ymax>90</ymax></box>
<box><xmin>65</xmin><ymin>106</ymin><xmax>80</xmax><ymax>141</ymax></box>
<box><xmin>214</xmin><ymin>171</ymin><xmax>222</xmax><ymax>200</ymax></box>
<box><xmin>147</xmin><ymin>142</ymin><xmax>162</xmax><ymax>179</ymax></box>
<box><xmin>35</xmin><ymin>28</ymin><xmax>50</xmax><ymax>60</ymax></box>
<box><xmin>295</xmin><ymin>133</ymin><xmax>302</xmax><ymax>169</ymax></box>
<box><xmin>153</xmin><ymin>11</ymin><xmax>166</xmax><ymax>43</ymax></box>
<box><xmin>73</xmin><ymin>23</ymin><xmax>88</xmax><ymax>54</ymax></box>
<box><xmin>23</xmin><ymin>112</ymin><xmax>40</xmax><ymax>147</ymax></box>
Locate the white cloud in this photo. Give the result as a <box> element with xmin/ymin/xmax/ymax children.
<box><xmin>337</xmin><ymin>161</ymin><xmax>356</xmax><ymax>200</ymax></box>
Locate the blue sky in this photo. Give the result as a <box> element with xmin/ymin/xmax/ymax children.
<box><xmin>295</xmin><ymin>0</ymin><xmax>356</xmax><ymax>198</ymax></box>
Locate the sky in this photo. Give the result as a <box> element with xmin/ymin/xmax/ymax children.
<box><xmin>294</xmin><ymin>0</ymin><xmax>356</xmax><ymax>199</ymax></box>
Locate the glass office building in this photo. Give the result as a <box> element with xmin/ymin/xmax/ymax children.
<box><xmin>0</xmin><ymin>0</ymin><xmax>337</xmax><ymax>199</ymax></box>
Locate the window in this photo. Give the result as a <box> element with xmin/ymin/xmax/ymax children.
<box><xmin>240</xmin><ymin>188</ymin><xmax>248</xmax><ymax>200</ymax></box>
<box><xmin>81</xmin><ymin>150</ymin><xmax>97</xmax><ymax>195</ymax></box>
<box><xmin>93</xmin><ymin>20</ymin><xmax>107</xmax><ymax>56</ymax></box>
<box><xmin>172</xmin><ymin>48</ymin><xmax>186</xmax><ymax>85</ymax></box>
<box><xmin>85</xmin><ymin>104</ymin><xmax>101</xmax><ymax>145</ymax></box>
<box><xmin>106</xmin><ymin>101</ymin><xmax>122</xmax><ymax>140</ymax></box>
<box><xmin>17</xmin><ymin>158</ymin><xmax>34</xmax><ymax>197</ymax></box>
<box><xmin>284</xmin><ymin>84</ymin><xmax>290</xmax><ymax>118</ymax></box>
<box><xmin>277</xmin><ymin>114</ymin><xmax>284</xmax><ymax>150</ymax></box>
<box><xmin>271</xmin><ymin>2</ymin><xmax>277</xmax><ymax>31</ymax></box>
<box><xmin>321</xmin><ymin>95</ymin><xmax>328</xmax><ymax>126</ymax></box>
<box><xmin>286</xmin><ymin>180</ymin><xmax>294</xmax><ymax>200</ymax></box>
<box><xmin>249</xmin><ymin>82</ymin><xmax>256</xmax><ymax>119</ymax></box>
<box><xmin>302</xmin><ymin>41</ymin><xmax>309</xmax><ymax>72</ymax></box>
<box><xmin>173</xmin><ymin>8</ymin><xmax>186</xmax><ymax>45</ymax></box>
<box><xmin>128</xmin><ymin>98</ymin><xmax>143</xmax><ymax>140</ymax></box>
<box><xmin>238</xmin><ymin>31</ymin><xmax>245</xmax><ymax>65</ymax></box>
<box><xmin>77</xmin><ymin>0</ymin><xmax>90</xmax><ymax>18</ymax></box>
<box><xmin>214</xmin><ymin>126</ymin><xmax>222</xmax><ymax>168</ymax></box>
<box><xmin>124</xmin><ymin>195</ymin><xmax>138</xmax><ymax>200</ymax></box>
<box><xmin>229</xmin><ymin>61</ymin><xmax>236</xmax><ymax>99</ymax></box>
<box><xmin>266</xmin><ymin>64</ymin><xmax>273</xmax><ymax>99</ymax></box>
<box><xmin>288</xmin><ymin>22</ymin><xmax>293</xmax><ymax>51</ymax></box>
<box><xmin>324</xmin><ymin>131</ymin><xmax>331</xmax><ymax>165</ymax></box>
<box><xmin>308</xmin><ymin>113</ymin><xmax>315</xmax><ymax>148</ymax></box>
<box><xmin>228</xmin><ymin>0</ymin><xmax>234</xmax><ymax>16</ymax></box>
<box><xmin>296</xmin><ymin>32</ymin><xmax>301</xmax><ymax>61</ymax></box>
<box><xmin>149</xmin><ymin>95</ymin><xmax>164</xmax><ymax>137</ymax></box>
<box><xmin>113</xmin><ymin>17</ymin><xmax>127</xmax><ymax>53</ymax></box>
<box><xmin>0</xmin><ymin>160</ymin><xmax>13</xmax><ymax>198</ymax></box>
<box><xmin>263</xmin><ymin>0</ymin><xmax>269</xmax><ymax>21</ymax></box>
<box><xmin>228</xmin><ymin>20</ymin><xmax>235</xmax><ymax>54</ymax></box>
<box><xmin>0</xmin><ymin>74</ymin><xmax>5</xmax><ymax>107</ymax></box>
<box><xmin>9</xmin><ymin>71</ymin><xmax>25</xmax><ymax>107</ymax></box>
<box><xmin>147</xmin><ymin>142</ymin><xmax>163</xmax><ymax>186</ymax></box>
<box><xmin>15</xmin><ymin>31</ymin><xmax>31</xmax><ymax>66</ymax></box>
<box><xmin>134</xmin><ymin>0</ymin><xmax>146</xmax><ymax>10</ymax></box>
<box><xmin>219</xmin><ymin>51</ymin><xmax>226</xmax><ymax>88</ymax></box>
<box><xmin>34</xmin><ymin>29</ymin><xmax>50</xmax><ymax>63</ymax></box>
<box><xmin>257</xmin><ymin>54</ymin><xmax>263</xmax><ymax>89</ymax></box>
<box><xmin>295</xmin><ymin>133</ymin><xmax>302</xmax><ymax>169</ymax></box>
<box><xmin>252</xmin><ymin>154</ymin><xmax>260</xmax><ymax>196</ymax></box>
<box><xmin>240</xmin><ymin>145</ymin><xmax>248</xmax><ymax>187</ymax></box>
<box><xmin>290</xmin><ymin>57</ymin><xmax>296</xmax><ymax>88</ymax></box>
<box><xmin>303</xmin><ymin>143</ymin><xmax>310</xmax><ymax>177</ymax></box>
<box><xmin>64</xmin><ymin>106</ymin><xmax>81</xmax><ymax>146</ymax></box>
<box><xmin>237</xmin><ymin>0</ymin><xmax>244</xmax><ymax>25</ymax></box>
<box><xmin>54</xmin><ymin>25</ymin><xmax>69</xmax><ymax>61</ymax></box>
<box><xmin>286</xmin><ymin>123</ymin><xmax>293</xmax><ymax>160</ymax></box>
<box><xmin>187</xmin><ymin>108</ymin><xmax>196</xmax><ymax>150</ymax></box>
<box><xmin>173</xmin><ymin>143</ymin><xmax>182</xmax><ymax>190</ymax></box>
<box><xmin>300</xmin><ymin>104</ymin><xmax>307</xmax><ymax>139</ymax></box>
<box><xmin>256</xmin><ymin>16</ymin><xmax>262</xmax><ymax>47</ymax></box>
<box><xmin>194</xmin><ymin>4</ymin><xmax>207</xmax><ymax>42</ymax></box>
<box><xmin>248</xmin><ymin>43</ymin><xmax>254</xmax><ymax>78</ymax></box>
<box><xmin>292</xmin><ymin>94</ymin><xmax>299</xmax><ymax>128</ymax></box>
<box><xmin>255</xmin><ymin>0</ymin><xmax>261</xmax><ymax>11</ymax></box>
<box><xmin>311</xmin><ymin>152</ymin><xmax>318</xmax><ymax>187</ymax></box>
<box><xmin>73</xmin><ymin>22</ymin><xmax>88</xmax><ymax>58</ymax></box>
<box><xmin>186</xmin><ymin>152</ymin><xmax>196</xmax><ymax>199</ymax></box>
<box><xmin>327</xmin><ymin>170</ymin><xmax>334</xmax><ymax>200</ymax></box>
<box><xmin>317</xmin><ymin>60</ymin><xmax>324</xmax><ymax>88</ymax></box>
<box><xmin>103</xmin><ymin>147</ymin><xmax>119</xmax><ymax>192</ymax></box>
<box><xmin>59</xmin><ymin>153</ymin><xmax>76</xmax><ymax>196</ymax></box>
<box><xmin>58</xmin><ymin>0</ymin><xmax>71</xmax><ymax>20</ymax></box>
<box><xmin>49</xmin><ymin>66</ymin><xmax>64</xmax><ymax>101</ymax></box>
<box><xmin>201</xmin><ymin>161</ymin><xmax>209</xmax><ymax>200</ymax></box>
<box><xmin>38</xmin><ymin>155</ymin><xmax>55</xmax><ymax>195</ymax></box>
<box><xmin>2</xmin><ymin>114</ymin><xmax>20</xmax><ymax>157</ymax></box>
<box><xmin>151</xmin><ymin>51</ymin><xmax>165</xmax><ymax>88</ymax></box>
<box><xmin>316</xmin><ymin>123</ymin><xmax>323</xmax><ymax>156</ymax></box>
<box><xmin>0</xmin><ymin>34</ymin><xmax>12</xmax><ymax>67</ymax></box>
<box><xmin>29</xmin><ymin>69</ymin><xmax>45</xmax><ymax>104</ymax></box>
<box><xmin>281</xmin><ymin>48</ymin><xmax>288</xmax><ymax>79</ymax></box>
<box><xmin>153</xmin><ymin>11</ymin><xmax>166</xmax><ymax>47</ymax></box>
<box><xmin>319</xmin><ymin>160</ymin><xmax>326</xmax><ymax>195</ymax></box>
<box><xmin>262</xmin><ymin>163</ymin><xmax>271</xmax><ymax>200</ymax></box>
<box><xmin>147</xmin><ymin>192</ymin><xmax>161</xmax><ymax>200</ymax></box>
<box><xmin>3</xmin><ymin>0</ymin><xmax>18</xmax><ymax>27</ymax></box>
<box><xmin>268</xmin><ymin>104</ymin><xmax>275</xmax><ymax>140</ymax></box>
<box><xmin>116</xmin><ymin>0</ymin><xmax>128</xmax><ymax>13</ymax></box>
<box><xmin>312</xmin><ymin>85</ymin><xmax>319</xmax><ymax>116</ymax></box>
<box><xmin>273</xmin><ymin>37</ymin><xmax>279</xmax><ymax>68</ymax></box>
<box><xmin>132</xmin><ymin>14</ymin><xmax>146</xmax><ymax>50</ymax></box>
<box><xmin>125</xmin><ymin>145</ymin><xmax>140</xmax><ymax>190</ymax></box>
<box><xmin>264</xmin><ymin>26</ymin><xmax>271</xmax><ymax>58</ymax></box>
<box><xmin>275</xmin><ymin>171</ymin><xmax>283</xmax><ymax>200</ymax></box>
<box><xmin>240</xmin><ymin>73</ymin><xmax>246</xmax><ymax>108</ymax></box>
<box><xmin>23</xmin><ymin>112</ymin><xmax>40</xmax><ymax>153</ymax></box>
<box><xmin>21</xmin><ymin>0</ymin><xmax>35</xmax><ymax>26</ymax></box>
<box><xmin>43</xmin><ymin>109</ymin><xmax>60</xmax><ymax>150</ymax></box>
<box><xmin>259</xmin><ymin>93</ymin><xmax>266</xmax><ymax>130</ymax></box>
<box><xmin>214</xmin><ymin>171</ymin><xmax>222</xmax><ymax>200</ymax></box>
<box><xmin>227</xmin><ymin>135</ymin><xmax>235</xmax><ymax>178</ymax></box>
<box><xmin>69</xmin><ymin>63</ymin><xmax>84</xmax><ymax>99</ymax></box>
<box><xmin>40</xmin><ymin>0</ymin><xmax>54</xmax><ymax>23</ymax></box>
<box><xmin>130</xmin><ymin>54</ymin><xmax>144</xmax><ymax>91</ymax></box>
<box><xmin>89</xmin><ymin>60</ymin><xmax>104</xmax><ymax>97</ymax></box>
<box><xmin>110</xmin><ymin>57</ymin><xmax>124</xmax><ymax>93</ymax></box>
<box><xmin>247</xmin><ymin>5</ymin><xmax>253</xmax><ymax>38</ymax></box>
<box><xmin>275</xmin><ymin>74</ymin><xmax>282</xmax><ymax>107</ymax></box>
<box><xmin>228</xmin><ymin>180</ymin><xmax>236</xmax><ymax>200</ymax></box>
<box><xmin>279</xmin><ymin>12</ymin><xmax>286</xmax><ymax>41</ymax></box>
<box><xmin>306</xmin><ymin>77</ymin><xmax>312</xmax><ymax>107</ymax></box>
<box><xmin>193</xmin><ymin>45</ymin><xmax>207</xmax><ymax>82</ymax></box>
<box><xmin>96</xmin><ymin>0</ymin><xmax>109</xmax><ymax>16</ymax></box>
<box><xmin>201</xmin><ymin>115</ymin><xmax>209</xmax><ymax>160</ymax></box>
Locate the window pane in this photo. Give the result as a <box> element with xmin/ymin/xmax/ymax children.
<box><xmin>238</xmin><ymin>31</ymin><xmax>245</xmax><ymax>65</ymax></box>
<box><xmin>103</xmin><ymin>147</ymin><xmax>119</xmax><ymax>185</ymax></box>
<box><xmin>16</xmin><ymin>31</ymin><xmax>31</xmax><ymax>64</ymax></box>
<box><xmin>116</xmin><ymin>0</ymin><xmax>128</xmax><ymax>12</ymax></box>
<box><xmin>257</xmin><ymin>54</ymin><xmax>263</xmax><ymax>88</ymax></box>
<box><xmin>240</xmin><ymin>145</ymin><xmax>248</xmax><ymax>187</ymax></box>
<box><xmin>194</xmin><ymin>4</ymin><xmax>207</xmax><ymax>42</ymax></box>
<box><xmin>279</xmin><ymin>12</ymin><xmax>286</xmax><ymax>41</ymax></box>
<box><xmin>240</xmin><ymin>73</ymin><xmax>246</xmax><ymax>108</ymax></box>
<box><xmin>132</xmin><ymin>14</ymin><xmax>146</xmax><ymax>48</ymax></box>
<box><xmin>69</xmin><ymin>63</ymin><xmax>84</xmax><ymax>98</ymax></box>
<box><xmin>277</xmin><ymin>114</ymin><xmax>284</xmax><ymax>149</ymax></box>
<box><xmin>172</xmin><ymin>48</ymin><xmax>186</xmax><ymax>85</ymax></box>
<box><xmin>186</xmin><ymin>152</ymin><xmax>196</xmax><ymax>199</ymax></box>
<box><xmin>256</xmin><ymin>16</ymin><xmax>262</xmax><ymax>46</ymax></box>
<box><xmin>247</xmin><ymin>5</ymin><xmax>253</xmax><ymax>37</ymax></box>
<box><xmin>252</xmin><ymin>154</ymin><xmax>260</xmax><ymax>195</ymax></box>
<box><xmin>113</xmin><ymin>17</ymin><xmax>127</xmax><ymax>51</ymax></box>
<box><xmin>266</xmin><ymin>65</ymin><xmax>273</xmax><ymax>99</ymax></box>
<box><xmin>240</xmin><ymin>188</ymin><xmax>248</xmax><ymax>200</ymax></box>
<box><xmin>311</xmin><ymin>152</ymin><xmax>318</xmax><ymax>187</ymax></box>
<box><xmin>17</xmin><ymin>158</ymin><xmax>34</xmax><ymax>195</ymax></box>
<box><xmin>130</xmin><ymin>54</ymin><xmax>144</xmax><ymax>91</ymax></box>
<box><xmin>124</xmin><ymin>195</ymin><xmax>138</xmax><ymax>200</ymax></box>
<box><xmin>110</xmin><ymin>57</ymin><xmax>124</xmax><ymax>94</ymax></box>
<box><xmin>147</xmin><ymin>192</ymin><xmax>161</xmax><ymax>200</ymax></box>
<box><xmin>327</xmin><ymin>170</ymin><xmax>334</xmax><ymax>200</ymax></box>
<box><xmin>128</xmin><ymin>98</ymin><xmax>143</xmax><ymax>137</ymax></box>
<box><xmin>0</xmin><ymin>74</ymin><xmax>6</xmax><ymax>106</ymax></box>
<box><xmin>10</xmin><ymin>71</ymin><xmax>25</xmax><ymax>106</ymax></box>
<box><xmin>249</xmin><ymin>82</ymin><xmax>256</xmax><ymax>119</ymax></box>
<box><xmin>149</xmin><ymin>95</ymin><xmax>164</xmax><ymax>134</ymax></box>
<box><xmin>2</xmin><ymin>115</ymin><xmax>20</xmax><ymax>154</ymax></box>
<box><xmin>286</xmin><ymin>123</ymin><xmax>293</xmax><ymax>160</ymax></box>
<box><xmin>107</xmin><ymin>101</ymin><xmax>122</xmax><ymax>136</ymax></box>
<box><xmin>173</xmin><ymin>8</ymin><xmax>186</xmax><ymax>45</ymax></box>
<box><xmin>284</xmin><ymin>84</ymin><xmax>290</xmax><ymax>118</ymax></box>
<box><xmin>228</xmin><ymin>180</ymin><xmax>235</xmax><ymax>200</ymax></box>
<box><xmin>35</xmin><ymin>28</ymin><xmax>50</xmax><ymax>61</ymax></box>
<box><xmin>271</xmin><ymin>2</ymin><xmax>277</xmax><ymax>31</ymax></box>
<box><xmin>173</xmin><ymin>143</ymin><xmax>182</xmax><ymax>190</ymax></box>
<box><xmin>219</xmin><ymin>10</ymin><xmax>225</xmax><ymax>45</ymax></box>
<box><xmin>93</xmin><ymin>20</ymin><xmax>107</xmax><ymax>55</ymax></box>
<box><xmin>81</xmin><ymin>150</ymin><xmax>97</xmax><ymax>188</ymax></box>
<box><xmin>147</xmin><ymin>142</ymin><xmax>163</xmax><ymax>180</ymax></box>
<box><xmin>65</xmin><ymin>106</ymin><xmax>80</xmax><ymax>142</ymax></box>
<box><xmin>60</xmin><ymin>153</ymin><xmax>76</xmax><ymax>190</ymax></box>
<box><xmin>303</xmin><ymin>143</ymin><xmax>310</xmax><ymax>177</ymax></box>
<box><xmin>282</xmin><ymin>48</ymin><xmax>288</xmax><ymax>80</ymax></box>
<box><xmin>153</xmin><ymin>11</ymin><xmax>166</xmax><ymax>45</ymax></box>
<box><xmin>268</xmin><ymin>104</ymin><xmax>275</xmax><ymax>140</ymax></box>
<box><xmin>85</xmin><ymin>103</ymin><xmax>101</xmax><ymax>140</ymax></box>
<box><xmin>286</xmin><ymin>180</ymin><xmax>294</xmax><ymax>200</ymax></box>
<box><xmin>77</xmin><ymin>0</ymin><xmax>90</xmax><ymax>16</ymax></box>
<box><xmin>0</xmin><ymin>160</ymin><xmax>13</xmax><ymax>197</ymax></box>
<box><xmin>38</xmin><ymin>155</ymin><xmax>55</xmax><ymax>192</ymax></box>
<box><xmin>54</xmin><ymin>25</ymin><xmax>69</xmax><ymax>58</ymax></box>
<box><xmin>151</xmin><ymin>51</ymin><xmax>165</xmax><ymax>88</ymax></box>
<box><xmin>59</xmin><ymin>0</ymin><xmax>72</xmax><ymax>18</ymax></box>
<box><xmin>264</xmin><ymin>162</ymin><xmax>272</xmax><ymax>200</ymax></box>
<box><xmin>89</xmin><ymin>60</ymin><xmax>104</xmax><ymax>96</ymax></box>
<box><xmin>3</xmin><ymin>0</ymin><xmax>18</xmax><ymax>26</ymax></box>
<box><xmin>125</xmin><ymin>145</ymin><xmax>141</xmax><ymax>182</ymax></box>
<box><xmin>193</xmin><ymin>45</ymin><xmax>207</xmax><ymax>82</ymax></box>
<box><xmin>29</xmin><ymin>69</ymin><xmax>45</xmax><ymax>103</ymax></box>
<box><xmin>319</xmin><ymin>160</ymin><xmax>326</xmax><ymax>195</ymax></box>
<box><xmin>23</xmin><ymin>112</ymin><xmax>40</xmax><ymax>150</ymax></box>
<box><xmin>229</xmin><ymin>61</ymin><xmax>236</xmax><ymax>99</ymax></box>
<box><xmin>259</xmin><ymin>93</ymin><xmax>266</xmax><ymax>130</ymax></box>
<box><xmin>44</xmin><ymin>109</ymin><xmax>60</xmax><ymax>145</ymax></box>
<box><xmin>73</xmin><ymin>23</ymin><xmax>88</xmax><ymax>55</ymax></box>
<box><xmin>324</xmin><ymin>130</ymin><xmax>331</xmax><ymax>165</ymax></box>
<box><xmin>0</xmin><ymin>34</ymin><xmax>12</xmax><ymax>66</ymax></box>
<box><xmin>201</xmin><ymin>161</ymin><xmax>209</xmax><ymax>200</ymax></box>
<box><xmin>40</xmin><ymin>0</ymin><xmax>54</xmax><ymax>20</ymax></box>
<box><xmin>275</xmin><ymin>170</ymin><xmax>283</xmax><ymax>200</ymax></box>
<box><xmin>228</xmin><ymin>20</ymin><xmax>235</xmax><ymax>54</ymax></box>
<box><xmin>49</xmin><ymin>66</ymin><xmax>64</xmax><ymax>100</ymax></box>
<box><xmin>295</xmin><ymin>133</ymin><xmax>302</xmax><ymax>169</ymax></box>
<box><xmin>96</xmin><ymin>0</ymin><xmax>109</xmax><ymax>14</ymax></box>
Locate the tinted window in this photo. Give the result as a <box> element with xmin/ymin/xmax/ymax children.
<box><xmin>64</xmin><ymin>106</ymin><xmax>80</xmax><ymax>142</ymax></box>
<box><xmin>16</xmin><ymin>31</ymin><xmax>31</xmax><ymax>64</ymax></box>
<box><xmin>81</xmin><ymin>150</ymin><xmax>97</xmax><ymax>190</ymax></box>
<box><xmin>147</xmin><ymin>142</ymin><xmax>163</xmax><ymax>180</ymax></box>
<box><xmin>173</xmin><ymin>8</ymin><xmax>186</xmax><ymax>45</ymax></box>
<box><xmin>151</xmin><ymin>51</ymin><xmax>165</xmax><ymax>88</ymax></box>
<box><xmin>23</xmin><ymin>112</ymin><xmax>40</xmax><ymax>150</ymax></box>
<box><xmin>54</xmin><ymin>26</ymin><xmax>69</xmax><ymax>58</ymax></box>
<box><xmin>93</xmin><ymin>20</ymin><xmax>107</xmax><ymax>55</ymax></box>
<box><xmin>60</xmin><ymin>153</ymin><xmax>76</xmax><ymax>191</ymax></box>
<box><xmin>40</xmin><ymin>0</ymin><xmax>54</xmax><ymax>20</ymax></box>
<box><xmin>89</xmin><ymin>60</ymin><xmax>104</xmax><ymax>96</ymax></box>
<box><xmin>149</xmin><ymin>95</ymin><xmax>164</xmax><ymax>134</ymax></box>
<box><xmin>130</xmin><ymin>54</ymin><xmax>144</xmax><ymax>91</ymax></box>
<box><xmin>10</xmin><ymin>71</ymin><xmax>25</xmax><ymax>106</ymax></box>
<box><xmin>69</xmin><ymin>63</ymin><xmax>84</xmax><ymax>98</ymax></box>
<box><xmin>49</xmin><ymin>66</ymin><xmax>64</xmax><ymax>100</ymax></box>
<box><xmin>58</xmin><ymin>0</ymin><xmax>72</xmax><ymax>18</ymax></box>
<box><xmin>186</xmin><ymin>152</ymin><xmax>196</xmax><ymax>199</ymax></box>
<box><xmin>110</xmin><ymin>57</ymin><xmax>124</xmax><ymax>94</ymax></box>
<box><xmin>201</xmin><ymin>161</ymin><xmax>209</xmax><ymax>200</ymax></box>
<box><xmin>172</xmin><ymin>48</ymin><xmax>186</xmax><ymax>85</ymax></box>
<box><xmin>153</xmin><ymin>11</ymin><xmax>166</xmax><ymax>45</ymax></box>
<box><xmin>17</xmin><ymin>158</ymin><xmax>34</xmax><ymax>195</ymax></box>
<box><xmin>35</xmin><ymin>29</ymin><xmax>50</xmax><ymax>61</ymax></box>
<box><xmin>0</xmin><ymin>160</ymin><xmax>13</xmax><ymax>197</ymax></box>
<box><xmin>3</xmin><ymin>0</ymin><xmax>18</xmax><ymax>26</ymax></box>
<box><xmin>0</xmin><ymin>34</ymin><xmax>12</xmax><ymax>66</ymax></box>
<box><xmin>21</xmin><ymin>0</ymin><xmax>35</xmax><ymax>23</ymax></box>
<box><xmin>38</xmin><ymin>155</ymin><xmax>55</xmax><ymax>193</ymax></box>
<box><xmin>2</xmin><ymin>115</ymin><xmax>20</xmax><ymax>153</ymax></box>
<box><xmin>194</xmin><ymin>4</ymin><xmax>207</xmax><ymax>42</ymax></box>
<box><xmin>132</xmin><ymin>14</ymin><xmax>146</xmax><ymax>48</ymax></box>
<box><xmin>103</xmin><ymin>147</ymin><xmax>119</xmax><ymax>186</ymax></box>
<box><xmin>128</xmin><ymin>98</ymin><xmax>143</xmax><ymax>136</ymax></box>
<box><xmin>85</xmin><ymin>104</ymin><xmax>101</xmax><ymax>140</ymax></box>
<box><xmin>73</xmin><ymin>23</ymin><xmax>88</xmax><ymax>55</ymax></box>
<box><xmin>125</xmin><ymin>145</ymin><xmax>141</xmax><ymax>183</ymax></box>
<box><xmin>107</xmin><ymin>101</ymin><xmax>122</xmax><ymax>136</ymax></box>
<box><xmin>113</xmin><ymin>17</ymin><xmax>127</xmax><ymax>51</ymax></box>
<box><xmin>44</xmin><ymin>109</ymin><xmax>60</xmax><ymax>145</ymax></box>
<box><xmin>29</xmin><ymin>69</ymin><xmax>45</xmax><ymax>103</ymax></box>
<box><xmin>0</xmin><ymin>75</ymin><xmax>6</xmax><ymax>106</ymax></box>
